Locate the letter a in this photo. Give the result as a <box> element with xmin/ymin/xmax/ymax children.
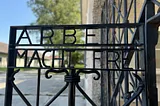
<box><xmin>16</xmin><ymin>29</ymin><xmax>32</xmax><ymax>44</ymax></box>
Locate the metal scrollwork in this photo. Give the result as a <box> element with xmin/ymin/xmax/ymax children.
<box><xmin>77</xmin><ymin>69</ymin><xmax>101</xmax><ymax>80</ymax></box>
<box><xmin>45</xmin><ymin>68</ymin><xmax>69</xmax><ymax>79</ymax></box>
<box><xmin>123</xmin><ymin>73</ymin><xmax>144</xmax><ymax>106</ymax></box>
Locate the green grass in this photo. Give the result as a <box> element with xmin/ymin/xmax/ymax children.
<box><xmin>0</xmin><ymin>67</ymin><xmax>7</xmax><ymax>71</ymax></box>
<box><xmin>15</xmin><ymin>68</ymin><xmax>36</xmax><ymax>71</ymax></box>
<box><xmin>75</xmin><ymin>64</ymin><xmax>84</xmax><ymax>68</ymax></box>
<box><xmin>47</xmin><ymin>64</ymin><xmax>85</xmax><ymax>75</ymax></box>
<box><xmin>0</xmin><ymin>64</ymin><xmax>84</xmax><ymax>73</ymax></box>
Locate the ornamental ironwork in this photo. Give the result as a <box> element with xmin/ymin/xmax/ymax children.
<box><xmin>4</xmin><ymin>0</ymin><xmax>160</xmax><ymax>106</ymax></box>
<box><xmin>5</xmin><ymin>23</ymin><xmax>145</xmax><ymax>106</ymax></box>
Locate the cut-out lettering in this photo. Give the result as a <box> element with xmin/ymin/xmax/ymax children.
<box><xmin>107</xmin><ymin>52</ymin><xmax>120</xmax><ymax>69</ymax></box>
<box><xmin>16</xmin><ymin>50</ymin><xmax>28</xmax><ymax>67</ymax></box>
<box><xmin>28</xmin><ymin>50</ymin><xmax>42</xmax><ymax>67</ymax></box>
<box><xmin>16</xmin><ymin>29</ymin><xmax>32</xmax><ymax>44</ymax></box>
<box><xmin>63</xmin><ymin>29</ymin><xmax>76</xmax><ymax>44</ymax></box>
<box><xmin>41</xmin><ymin>29</ymin><xmax>54</xmax><ymax>44</ymax></box>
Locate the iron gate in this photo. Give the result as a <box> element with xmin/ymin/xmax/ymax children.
<box><xmin>100</xmin><ymin>0</ymin><xmax>160</xmax><ymax>106</ymax></box>
<box><xmin>4</xmin><ymin>0</ymin><xmax>160</xmax><ymax>106</ymax></box>
<box><xmin>4</xmin><ymin>24</ymin><xmax>145</xmax><ymax>106</ymax></box>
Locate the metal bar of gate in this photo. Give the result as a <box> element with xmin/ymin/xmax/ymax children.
<box><xmin>5</xmin><ymin>22</ymin><xmax>147</xmax><ymax>106</ymax></box>
<box><xmin>123</xmin><ymin>0</ymin><xmax>129</xmax><ymax>103</ymax></box>
<box><xmin>68</xmin><ymin>69</ymin><xmax>76</xmax><ymax>106</ymax></box>
<box><xmin>4</xmin><ymin>27</ymin><xmax>17</xmax><ymax>106</ymax></box>
<box><xmin>36</xmin><ymin>69</ymin><xmax>41</xmax><ymax>106</ymax></box>
<box><xmin>145</xmin><ymin>1</ymin><xmax>158</xmax><ymax>105</ymax></box>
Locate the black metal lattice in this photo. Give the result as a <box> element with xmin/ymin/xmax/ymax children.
<box><xmin>100</xmin><ymin>0</ymin><xmax>160</xmax><ymax>106</ymax></box>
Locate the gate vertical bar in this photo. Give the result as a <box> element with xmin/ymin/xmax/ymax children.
<box><xmin>112</xmin><ymin>0</ymin><xmax>115</xmax><ymax>86</ymax></box>
<box><xmin>4</xmin><ymin>27</ymin><xmax>17</xmax><ymax>106</ymax></box>
<box><xmin>36</xmin><ymin>69</ymin><xmax>41</xmax><ymax>106</ymax></box>
<box><xmin>111</xmin><ymin>0</ymin><xmax>116</xmax><ymax>105</ymax></box>
<box><xmin>139</xmin><ymin>24</ymin><xmax>148</xmax><ymax>106</ymax></box>
<box><xmin>145</xmin><ymin>1</ymin><xmax>158</xmax><ymax>106</ymax></box>
<box><xmin>123</xmin><ymin>0</ymin><xmax>129</xmax><ymax>103</ymax></box>
<box><xmin>68</xmin><ymin>68</ymin><xmax>76</xmax><ymax>106</ymax></box>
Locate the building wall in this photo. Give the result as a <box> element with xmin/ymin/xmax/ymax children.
<box><xmin>85</xmin><ymin>0</ymin><xmax>105</xmax><ymax>106</ymax></box>
<box><xmin>0</xmin><ymin>53</ymin><xmax>7</xmax><ymax>67</ymax></box>
<box><xmin>0</xmin><ymin>53</ymin><xmax>52</xmax><ymax>68</ymax></box>
<box><xmin>16</xmin><ymin>58</ymin><xmax>25</xmax><ymax>67</ymax></box>
<box><xmin>156</xmin><ymin>29</ymin><xmax>160</xmax><ymax>102</ymax></box>
<box><xmin>81</xmin><ymin>0</ymin><xmax>88</xmax><ymax>24</ymax></box>
<box><xmin>16</xmin><ymin>57</ymin><xmax>51</xmax><ymax>68</ymax></box>
<box><xmin>92</xmin><ymin>0</ymin><xmax>105</xmax><ymax>106</ymax></box>
<box><xmin>85</xmin><ymin>0</ymin><xmax>94</xmax><ymax>106</ymax></box>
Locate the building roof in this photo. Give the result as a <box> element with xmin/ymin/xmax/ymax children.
<box><xmin>0</xmin><ymin>42</ymin><xmax>50</xmax><ymax>60</ymax></box>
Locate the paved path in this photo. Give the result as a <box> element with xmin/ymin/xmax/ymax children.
<box><xmin>0</xmin><ymin>70</ymin><xmax>86</xmax><ymax>106</ymax></box>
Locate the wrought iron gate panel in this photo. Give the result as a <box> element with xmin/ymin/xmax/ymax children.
<box><xmin>4</xmin><ymin>0</ymin><xmax>160</xmax><ymax>106</ymax></box>
<box><xmin>101</xmin><ymin>0</ymin><xmax>160</xmax><ymax>106</ymax></box>
<box><xmin>5</xmin><ymin>24</ymin><xmax>144</xmax><ymax>106</ymax></box>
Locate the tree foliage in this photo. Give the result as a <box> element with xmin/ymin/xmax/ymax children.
<box><xmin>27</xmin><ymin>0</ymin><xmax>84</xmax><ymax>65</ymax></box>
<box><xmin>28</xmin><ymin>0</ymin><xmax>81</xmax><ymax>25</ymax></box>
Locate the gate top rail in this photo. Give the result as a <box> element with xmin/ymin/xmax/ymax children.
<box><xmin>10</xmin><ymin>23</ymin><xmax>143</xmax><ymax>29</ymax></box>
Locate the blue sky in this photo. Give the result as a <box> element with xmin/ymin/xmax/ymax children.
<box><xmin>0</xmin><ymin>0</ymin><xmax>36</xmax><ymax>44</ymax></box>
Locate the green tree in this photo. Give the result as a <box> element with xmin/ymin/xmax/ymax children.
<box><xmin>27</xmin><ymin>0</ymin><xmax>84</xmax><ymax>66</ymax></box>
<box><xmin>28</xmin><ymin>0</ymin><xmax>80</xmax><ymax>25</ymax></box>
